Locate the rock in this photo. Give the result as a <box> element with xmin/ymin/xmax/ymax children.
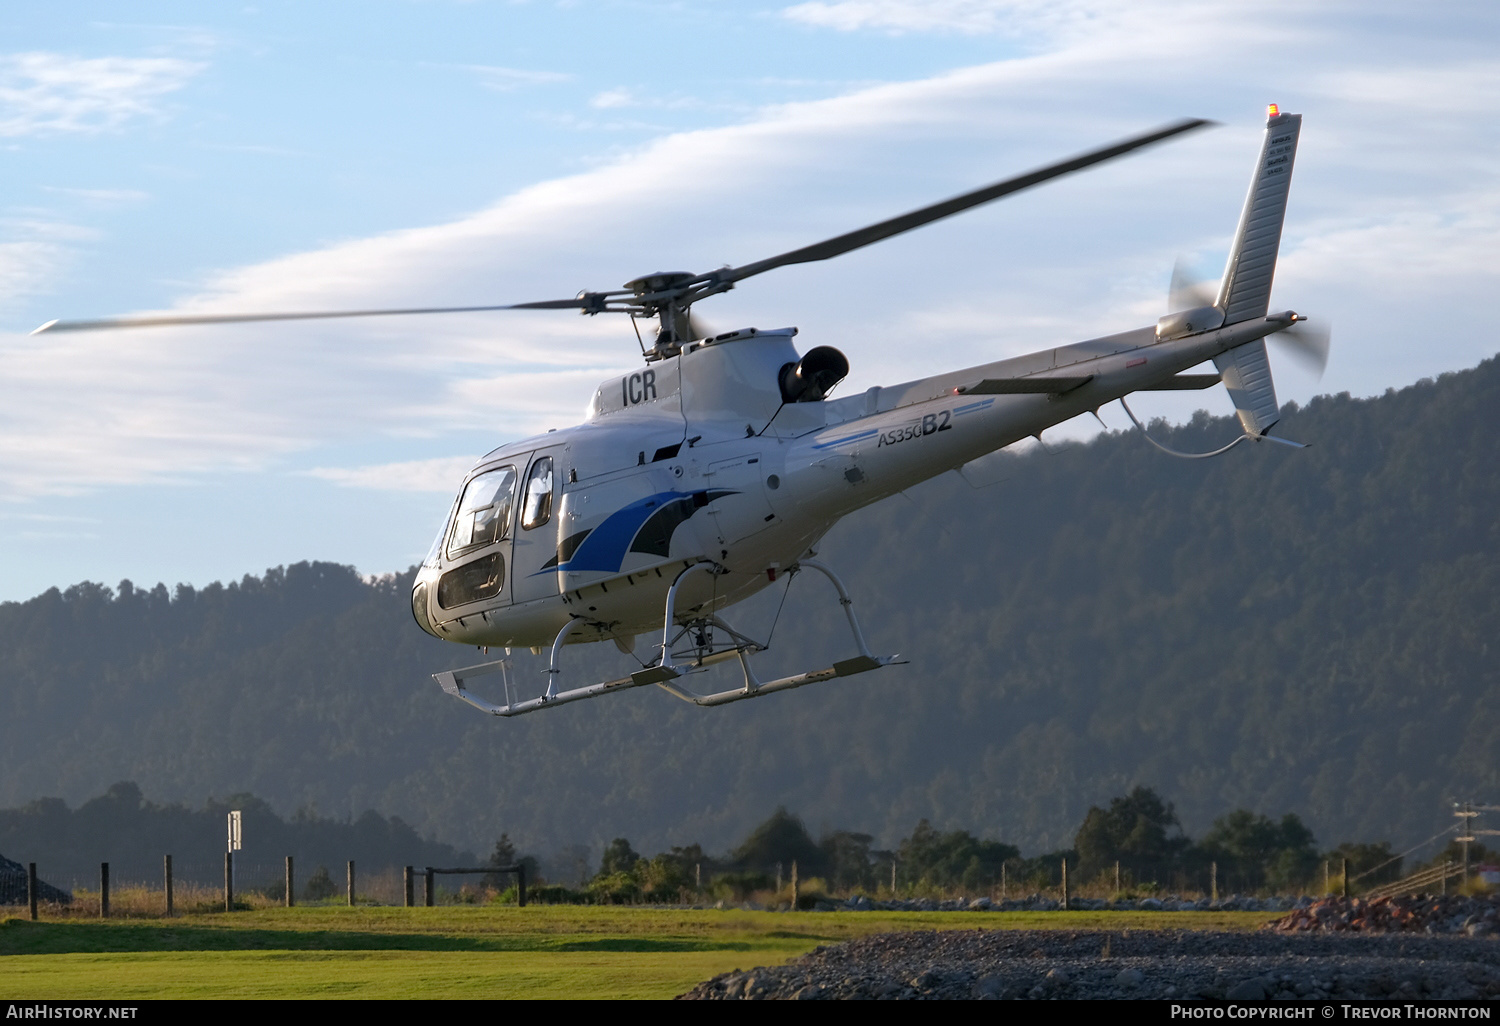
<box><xmin>911</xmin><ymin>970</ymin><xmax>942</xmax><ymax>990</ymax></box>
<box><xmin>678</xmin><ymin>920</ymin><xmax>1500</xmax><ymax>1001</ymax></box>
<box><xmin>973</xmin><ymin>975</ymin><xmax>1005</xmax><ymax>999</ymax></box>
<box><xmin>1226</xmin><ymin>976</ymin><xmax>1272</xmax><ymax>1000</ymax></box>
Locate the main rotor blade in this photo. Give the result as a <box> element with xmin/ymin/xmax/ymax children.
<box><xmin>719</xmin><ymin>118</ymin><xmax>1214</xmax><ymax>286</ymax></box>
<box><xmin>31</xmin><ymin>297</ymin><xmax>607</xmax><ymax>335</ymax></box>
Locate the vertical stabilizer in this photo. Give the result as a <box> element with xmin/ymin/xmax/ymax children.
<box><xmin>1215</xmin><ymin>109</ymin><xmax>1302</xmax><ymax>325</ymax></box>
<box><xmin>1210</xmin><ymin>107</ymin><xmax>1302</xmax><ymax>438</ymax></box>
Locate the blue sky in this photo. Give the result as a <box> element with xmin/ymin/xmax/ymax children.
<box><xmin>1</xmin><ymin>0</ymin><xmax>1496</xmax><ymax>601</ymax></box>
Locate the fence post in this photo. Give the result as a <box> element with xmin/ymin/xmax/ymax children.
<box><xmin>1211</xmin><ymin>861</ymin><xmax>1218</xmax><ymax>903</ymax></box>
<box><xmin>517</xmin><ymin>864</ymin><xmax>527</xmax><ymax>908</ymax></box>
<box><xmin>225</xmin><ymin>852</ymin><xmax>234</xmax><ymax>911</ymax></box>
<box><xmin>347</xmin><ymin>860</ymin><xmax>356</xmax><ymax>906</ymax></box>
<box><xmin>791</xmin><ymin>860</ymin><xmax>799</xmax><ymax>910</ymax></box>
<box><xmin>28</xmin><ymin>862</ymin><xmax>37</xmax><ymax>921</ymax></box>
<box><xmin>404</xmin><ymin>866</ymin><xmax>414</xmax><ymax>908</ymax></box>
<box><xmin>164</xmin><ymin>855</ymin><xmax>173</xmax><ymax>917</ymax></box>
<box><xmin>1114</xmin><ymin>860</ymin><xmax>1120</xmax><ymax>894</ymax></box>
<box><xmin>286</xmin><ymin>856</ymin><xmax>295</xmax><ymax>908</ymax></box>
<box><xmin>425</xmin><ymin>867</ymin><xmax>434</xmax><ymax>907</ymax></box>
<box><xmin>1060</xmin><ymin>857</ymin><xmax>1068</xmax><ymax>911</ymax></box>
<box><xmin>1341</xmin><ymin>858</ymin><xmax>1349</xmax><ymax>899</ymax></box>
<box><xmin>100</xmin><ymin>863</ymin><xmax>109</xmax><ymax>918</ymax></box>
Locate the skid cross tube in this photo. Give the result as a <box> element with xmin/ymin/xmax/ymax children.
<box><xmin>656</xmin><ymin>560</ymin><xmax>725</xmax><ymax>669</ymax></box>
<box><xmin>431</xmin><ymin>558</ymin><xmax>901</xmax><ymax>716</ymax></box>
<box><xmin>650</xmin><ymin>558</ymin><xmax>901</xmax><ymax>707</ymax></box>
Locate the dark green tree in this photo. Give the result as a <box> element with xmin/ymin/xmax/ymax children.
<box><xmin>1197</xmin><ymin>810</ymin><xmax>1318</xmax><ymax>892</ymax></box>
<box><xmin>732</xmin><ymin>808</ymin><xmax>826</xmax><ymax>877</ymax></box>
<box><xmin>820</xmin><ymin>830</ymin><xmax>876</xmax><ymax>892</ymax></box>
<box><xmin>303</xmin><ymin>864</ymin><xmax>336</xmax><ymax>901</ymax></box>
<box><xmin>1420</xmin><ymin>840</ymin><xmax>1493</xmax><ymax>873</ymax></box>
<box><xmin>1324</xmin><ymin>842</ymin><xmax>1403</xmax><ymax>890</ymax></box>
<box><xmin>483</xmin><ymin>833</ymin><xmax>540</xmax><ymax>889</ymax></box>
<box><xmin>599</xmin><ymin>837</ymin><xmax>640</xmax><ymax>876</ymax></box>
<box><xmin>897</xmin><ymin>819</ymin><xmax>1018</xmax><ymax>892</ymax></box>
<box><xmin>1074</xmin><ymin>786</ymin><xmax>1189</xmax><ymax>884</ymax></box>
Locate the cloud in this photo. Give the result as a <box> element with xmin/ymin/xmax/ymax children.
<box><xmin>41</xmin><ymin>186</ymin><xmax>151</xmax><ymax>208</ymax></box>
<box><xmin>782</xmin><ymin>0</ymin><xmax>1091</xmax><ymax>36</ymax></box>
<box><xmin>462</xmin><ymin>64</ymin><xmax>572</xmax><ymax>91</ymax></box>
<box><xmin>590</xmin><ymin>87</ymin><xmax>636</xmax><ymax>109</ymax></box>
<box><xmin>0</xmin><ymin>52</ymin><xmax>204</xmax><ymax>137</ymax></box>
<box><xmin>307</xmin><ymin>456</ymin><xmax>478</xmax><ymax>493</ymax></box>
<box><xmin>0</xmin><ymin>217</ymin><xmax>96</xmax><ymax>309</ymax></box>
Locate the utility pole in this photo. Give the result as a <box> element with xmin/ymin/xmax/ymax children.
<box><xmin>1455</xmin><ymin>801</ymin><xmax>1476</xmax><ymax>888</ymax></box>
<box><xmin>1456</xmin><ymin>800</ymin><xmax>1500</xmax><ymax>893</ymax></box>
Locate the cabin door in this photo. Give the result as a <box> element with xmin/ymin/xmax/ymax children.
<box><xmin>509</xmin><ymin>446</ymin><xmax>567</xmax><ymax>604</ymax></box>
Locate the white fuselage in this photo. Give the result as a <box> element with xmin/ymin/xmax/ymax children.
<box><xmin>411</xmin><ymin>316</ymin><xmax>1285</xmax><ymax>650</ymax></box>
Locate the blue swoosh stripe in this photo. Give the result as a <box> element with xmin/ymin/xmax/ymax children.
<box><xmin>551</xmin><ymin>491</ymin><xmax>676</xmax><ymax>573</ymax></box>
<box><xmin>812</xmin><ymin>428</ymin><xmax>877</xmax><ymax>450</ymax></box>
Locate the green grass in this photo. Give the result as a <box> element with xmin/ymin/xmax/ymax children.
<box><xmin>0</xmin><ymin>906</ymin><xmax>1279</xmax><ymax>999</ymax></box>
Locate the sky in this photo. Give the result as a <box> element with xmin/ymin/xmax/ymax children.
<box><xmin>1</xmin><ymin>0</ymin><xmax>1496</xmax><ymax>602</ymax></box>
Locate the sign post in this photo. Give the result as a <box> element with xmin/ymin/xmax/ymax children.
<box><xmin>226</xmin><ymin>811</ymin><xmax>242</xmax><ymax>910</ymax></box>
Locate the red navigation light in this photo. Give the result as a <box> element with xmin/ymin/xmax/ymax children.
<box><xmin>1267</xmin><ymin>103</ymin><xmax>1280</xmax><ymax>117</ymax></box>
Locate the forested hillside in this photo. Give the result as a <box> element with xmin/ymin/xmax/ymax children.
<box><xmin>1</xmin><ymin>357</ymin><xmax>1496</xmax><ymax>865</ymax></box>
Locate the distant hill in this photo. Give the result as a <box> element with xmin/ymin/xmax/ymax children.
<box><xmin>0</xmin><ymin>356</ymin><xmax>1496</xmax><ymax>865</ymax></box>
<box><xmin>0</xmin><ymin>781</ymin><xmax>474</xmax><ymax>891</ymax></box>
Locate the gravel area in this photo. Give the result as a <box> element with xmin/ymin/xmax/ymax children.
<box><xmin>677</xmin><ymin>928</ymin><xmax>1500</xmax><ymax>1000</ymax></box>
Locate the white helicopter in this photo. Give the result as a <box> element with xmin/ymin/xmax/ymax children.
<box><xmin>38</xmin><ymin>106</ymin><xmax>1325</xmax><ymax>717</ymax></box>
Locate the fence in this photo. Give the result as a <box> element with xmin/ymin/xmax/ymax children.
<box><xmin>1364</xmin><ymin>860</ymin><xmax>1464</xmax><ymax>901</ymax></box>
<box><xmin>3</xmin><ymin>854</ymin><xmax>530</xmax><ymax>919</ymax></box>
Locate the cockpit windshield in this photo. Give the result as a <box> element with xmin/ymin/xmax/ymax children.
<box><xmin>446</xmin><ymin>466</ymin><xmax>517</xmax><ymax>560</ymax></box>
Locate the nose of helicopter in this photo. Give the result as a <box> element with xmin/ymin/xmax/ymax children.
<box><xmin>411</xmin><ymin>569</ymin><xmax>440</xmax><ymax>638</ymax></box>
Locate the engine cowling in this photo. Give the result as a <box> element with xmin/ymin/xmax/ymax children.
<box><xmin>1156</xmin><ymin>305</ymin><xmax>1225</xmax><ymax>341</ymax></box>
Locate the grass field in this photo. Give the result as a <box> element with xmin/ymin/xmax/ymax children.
<box><xmin>0</xmin><ymin>905</ymin><xmax>1279</xmax><ymax>999</ymax></box>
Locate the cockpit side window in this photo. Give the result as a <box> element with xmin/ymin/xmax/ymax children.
<box><xmin>521</xmin><ymin>456</ymin><xmax>554</xmax><ymax>531</ymax></box>
<box><xmin>446</xmin><ymin>466</ymin><xmax>517</xmax><ymax>560</ymax></box>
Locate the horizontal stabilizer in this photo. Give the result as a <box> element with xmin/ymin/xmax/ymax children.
<box><xmin>958</xmin><ymin>375</ymin><xmax>1093</xmax><ymax>395</ymax></box>
<box><xmin>1142</xmin><ymin>373</ymin><xmax>1222</xmax><ymax>391</ymax></box>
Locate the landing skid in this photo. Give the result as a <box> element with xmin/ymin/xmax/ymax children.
<box><xmin>432</xmin><ymin>558</ymin><xmax>903</xmax><ymax>717</ymax></box>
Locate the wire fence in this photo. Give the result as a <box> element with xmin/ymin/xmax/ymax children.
<box><xmin>0</xmin><ymin>856</ymin><xmax>509</xmax><ymax>917</ymax></box>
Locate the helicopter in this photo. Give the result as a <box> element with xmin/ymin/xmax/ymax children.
<box><xmin>37</xmin><ymin>106</ymin><xmax>1325</xmax><ymax>717</ymax></box>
